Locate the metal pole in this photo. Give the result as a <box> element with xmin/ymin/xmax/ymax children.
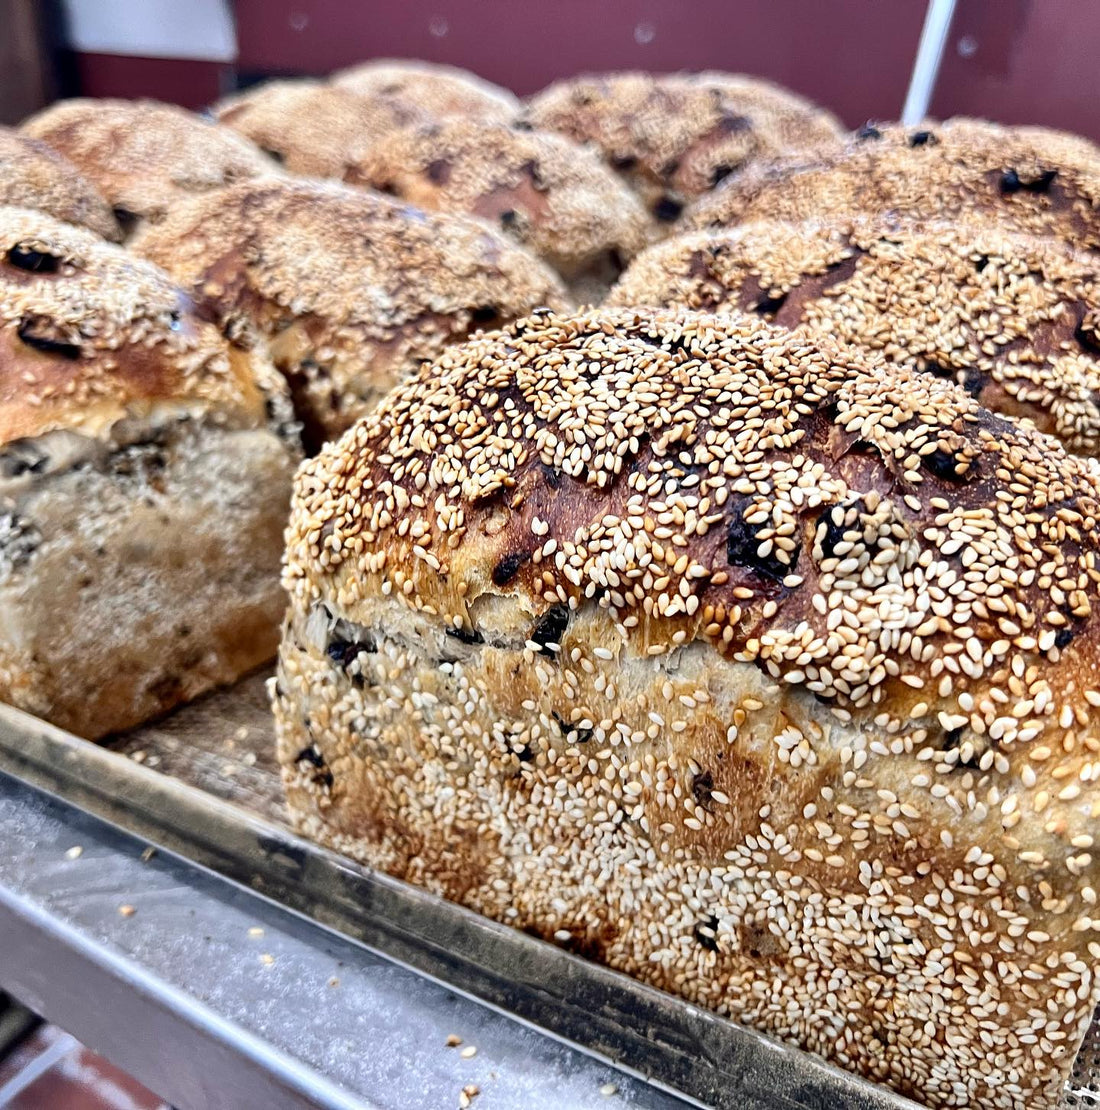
<box><xmin>901</xmin><ymin>0</ymin><xmax>958</xmax><ymax>124</ymax></box>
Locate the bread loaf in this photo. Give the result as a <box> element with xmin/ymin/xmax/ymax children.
<box><xmin>332</xmin><ymin>59</ymin><xmax>520</xmax><ymax>124</ymax></box>
<box><xmin>526</xmin><ymin>72</ymin><xmax>843</xmax><ymax>223</ymax></box>
<box><xmin>0</xmin><ymin>207</ymin><xmax>298</xmax><ymax>738</ymax></box>
<box><xmin>214</xmin><ymin>80</ymin><xmax>418</xmax><ymax>178</ymax></box>
<box><xmin>0</xmin><ymin>127</ymin><xmax>120</xmax><ymax>241</ymax></box>
<box><xmin>609</xmin><ymin>217</ymin><xmax>1100</xmax><ymax>456</ymax></box>
<box><xmin>343</xmin><ymin>118</ymin><xmax>653</xmax><ymax>299</ymax></box>
<box><xmin>132</xmin><ymin>179</ymin><xmax>567</xmax><ymax>446</ymax></box>
<box><xmin>683</xmin><ymin>119</ymin><xmax>1100</xmax><ymax>249</ymax></box>
<box><xmin>21</xmin><ymin>99</ymin><xmax>280</xmax><ymax>235</ymax></box>
<box><xmin>275</xmin><ymin>306</ymin><xmax>1100</xmax><ymax>1109</ymax></box>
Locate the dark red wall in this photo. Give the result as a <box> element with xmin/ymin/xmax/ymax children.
<box><xmin>233</xmin><ymin>0</ymin><xmax>929</xmax><ymax>127</ymax></box>
<box><xmin>61</xmin><ymin>0</ymin><xmax>1100</xmax><ymax>143</ymax></box>
<box><xmin>933</xmin><ymin>0</ymin><xmax>1100</xmax><ymax>140</ymax></box>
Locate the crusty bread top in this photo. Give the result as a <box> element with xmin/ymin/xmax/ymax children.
<box><xmin>288</xmin><ymin>306</ymin><xmax>1100</xmax><ymax>891</ymax></box>
<box><xmin>683</xmin><ymin>118</ymin><xmax>1100</xmax><ymax>248</ymax></box>
<box><xmin>0</xmin><ymin>206</ymin><xmax>272</xmax><ymax>445</ymax></box>
<box><xmin>214</xmin><ymin>79</ymin><xmax>417</xmax><ymax>178</ymax></box>
<box><xmin>20</xmin><ymin>99</ymin><xmax>280</xmax><ymax>227</ymax></box>
<box><xmin>525</xmin><ymin>71</ymin><xmax>843</xmax><ymax>219</ymax></box>
<box><xmin>132</xmin><ymin>178</ymin><xmax>566</xmax><ymax>342</ymax></box>
<box><xmin>608</xmin><ymin>218</ymin><xmax>1100</xmax><ymax>456</ymax></box>
<box><xmin>0</xmin><ymin>127</ymin><xmax>120</xmax><ymax>242</ymax></box>
<box><xmin>344</xmin><ymin>119</ymin><xmax>653</xmax><ymax>276</ymax></box>
<box><xmin>332</xmin><ymin>58</ymin><xmax>519</xmax><ymax>123</ymax></box>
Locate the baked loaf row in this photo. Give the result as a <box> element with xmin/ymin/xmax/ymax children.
<box><xmin>275</xmin><ymin>306</ymin><xmax>1100</xmax><ymax>1109</ymax></box>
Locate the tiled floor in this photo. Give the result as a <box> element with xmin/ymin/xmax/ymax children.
<box><xmin>0</xmin><ymin>1024</ymin><xmax>171</xmax><ymax>1110</ymax></box>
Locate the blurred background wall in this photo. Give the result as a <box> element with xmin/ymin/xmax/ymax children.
<box><xmin>3</xmin><ymin>0</ymin><xmax>1099</xmax><ymax>140</ymax></box>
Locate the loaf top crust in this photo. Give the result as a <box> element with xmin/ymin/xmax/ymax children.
<box><xmin>0</xmin><ymin>127</ymin><xmax>120</xmax><ymax>242</ymax></box>
<box><xmin>214</xmin><ymin>80</ymin><xmax>419</xmax><ymax>178</ymax></box>
<box><xmin>0</xmin><ymin>206</ymin><xmax>273</xmax><ymax>445</ymax></box>
<box><xmin>20</xmin><ymin>99</ymin><xmax>280</xmax><ymax>227</ymax></box>
<box><xmin>683</xmin><ymin>118</ymin><xmax>1100</xmax><ymax>246</ymax></box>
<box><xmin>332</xmin><ymin>59</ymin><xmax>520</xmax><ymax>123</ymax></box>
<box><xmin>608</xmin><ymin>217</ymin><xmax>1100</xmax><ymax>456</ymax></box>
<box><xmin>525</xmin><ymin>71</ymin><xmax>843</xmax><ymax>217</ymax></box>
<box><xmin>132</xmin><ymin>178</ymin><xmax>568</xmax><ymax>354</ymax></box>
<box><xmin>287</xmin><ymin>305</ymin><xmax>1100</xmax><ymax>889</ymax></box>
<box><xmin>343</xmin><ymin>119</ymin><xmax>654</xmax><ymax>275</ymax></box>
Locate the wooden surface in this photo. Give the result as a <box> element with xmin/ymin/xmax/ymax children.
<box><xmin>107</xmin><ymin>670</ymin><xmax>288</xmax><ymax>825</ymax></box>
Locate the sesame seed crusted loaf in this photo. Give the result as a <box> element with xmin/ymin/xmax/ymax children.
<box><xmin>525</xmin><ymin>72</ymin><xmax>844</xmax><ymax>224</ymax></box>
<box><xmin>332</xmin><ymin>59</ymin><xmax>520</xmax><ymax>124</ymax></box>
<box><xmin>20</xmin><ymin>99</ymin><xmax>280</xmax><ymax>234</ymax></box>
<box><xmin>214</xmin><ymin>80</ymin><xmax>419</xmax><ymax>179</ymax></box>
<box><xmin>608</xmin><ymin>218</ymin><xmax>1100</xmax><ymax>457</ymax></box>
<box><xmin>343</xmin><ymin>118</ymin><xmax>654</xmax><ymax>299</ymax></box>
<box><xmin>682</xmin><ymin>118</ymin><xmax>1100</xmax><ymax>249</ymax></box>
<box><xmin>131</xmin><ymin>178</ymin><xmax>568</xmax><ymax>445</ymax></box>
<box><xmin>0</xmin><ymin>127</ymin><xmax>120</xmax><ymax>242</ymax></box>
<box><xmin>0</xmin><ymin>206</ymin><xmax>299</xmax><ymax>738</ymax></box>
<box><xmin>276</xmin><ymin>306</ymin><xmax>1100</xmax><ymax>1110</ymax></box>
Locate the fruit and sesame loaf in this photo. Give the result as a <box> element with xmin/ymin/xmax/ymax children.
<box><xmin>0</xmin><ymin>127</ymin><xmax>120</xmax><ymax>241</ymax></box>
<box><xmin>132</xmin><ymin>178</ymin><xmax>568</xmax><ymax>446</ymax></box>
<box><xmin>608</xmin><ymin>217</ymin><xmax>1100</xmax><ymax>456</ymax></box>
<box><xmin>20</xmin><ymin>99</ymin><xmax>280</xmax><ymax>235</ymax></box>
<box><xmin>343</xmin><ymin>118</ymin><xmax>653</xmax><ymax>300</ymax></box>
<box><xmin>682</xmin><ymin>118</ymin><xmax>1100</xmax><ymax>249</ymax></box>
<box><xmin>274</xmin><ymin>306</ymin><xmax>1100</xmax><ymax>1109</ymax></box>
<box><xmin>525</xmin><ymin>72</ymin><xmax>843</xmax><ymax>224</ymax></box>
<box><xmin>332</xmin><ymin>58</ymin><xmax>520</xmax><ymax>124</ymax></box>
<box><xmin>214</xmin><ymin>79</ymin><xmax>419</xmax><ymax>179</ymax></box>
<box><xmin>0</xmin><ymin>206</ymin><xmax>299</xmax><ymax>739</ymax></box>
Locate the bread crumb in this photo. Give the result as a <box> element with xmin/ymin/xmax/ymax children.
<box><xmin>242</xmin><ymin>751</ymin><xmax>257</xmax><ymax>766</ymax></box>
<box><xmin>130</xmin><ymin>750</ymin><xmax>147</xmax><ymax>764</ymax></box>
<box><xmin>65</xmin><ymin>845</ymin><xmax>83</xmax><ymax>860</ymax></box>
<box><xmin>327</xmin><ymin>976</ymin><xmax>340</xmax><ymax>988</ymax></box>
<box><xmin>458</xmin><ymin>1084</ymin><xmax>480</xmax><ymax>1108</ymax></box>
<box><xmin>118</xmin><ymin>904</ymin><xmax>135</xmax><ymax>917</ymax></box>
<box><xmin>260</xmin><ymin>953</ymin><xmax>275</xmax><ymax>965</ymax></box>
<box><xmin>248</xmin><ymin>926</ymin><xmax>265</xmax><ymax>938</ymax></box>
<box><xmin>140</xmin><ymin>846</ymin><xmax>157</xmax><ymax>862</ymax></box>
<box><xmin>600</xmin><ymin>1082</ymin><xmax>618</xmax><ymax>1097</ymax></box>
<box><xmin>459</xmin><ymin>1045</ymin><xmax>477</xmax><ymax>1059</ymax></box>
<box><xmin>445</xmin><ymin>1034</ymin><xmax>462</xmax><ymax>1047</ymax></box>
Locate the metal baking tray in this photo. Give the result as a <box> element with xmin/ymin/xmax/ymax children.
<box><xmin>0</xmin><ymin>672</ymin><xmax>1096</xmax><ymax>1110</ymax></box>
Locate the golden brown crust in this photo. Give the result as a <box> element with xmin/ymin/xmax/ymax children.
<box><xmin>683</xmin><ymin>118</ymin><xmax>1100</xmax><ymax>248</ymax></box>
<box><xmin>277</xmin><ymin>306</ymin><xmax>1100</xmax><ymax>1109</ymax></box>
<box><xmin>131</xmin><ymin>179</ymin><xmax>568</xmax><ymax>441</ymax></box>
<box><xmin>332</xmin><ymin>59</ymin><xmax>519</xmax><ymax>123</ymax></box>
<box><xmin>214</xmin><ymin>79</ymin><xmax>418</xmax><ymax>178</ymax></box>
<box><xmin>0</xmin><ymin>206</ymin><xmax>272</xmax><ymax>445</ymax></box>
<box><xmin>0</xmin><ymin>127</ymin><xmax>120</xmax><ymax>241</ymax></box>
<box><xmin>525</xmin><ymin>71</ymin><xmax>843</xmax><ymax>221</ymax></box>
<box><xmin>608</xmin><ymin>217</ymin><xmax>1100</xmax><ymax>457</ymax></box>
<box><xmin>20</xmin><ymin>99</ymin><xmax>280</xmax><ymax>230</ymax></box>
<box><xmin>343</xmin><ymin>119</ymin><xmax>653</xmax><ymax>281</ymax></box>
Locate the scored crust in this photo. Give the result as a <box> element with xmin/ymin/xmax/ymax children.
<box><xmin>608</xmin><ymin>217</ymin><xmax>1100</xmax><ymax>457</ymax></box>
<box><xmin>525</xmin><ymin>71</ymin><xmax>843</xmax><ymax>223</ymax></box>
<box><xmin>276</xmin><ymin>306</ymin><xmax>1100</xmax><ymax>1109</ymax></box>
<box><xmin>214</xmin><ymin>79</ymin><xmax>419</xmax><ymax>178</ymax></box>
<box><xmin>332</xmin><ymin>58</ymin><xmax>520</xmax><ymax>123</ymax></box>
<box><xmin>131</xmin><ymin>179</ymin><xmax>568</xmax><ymax>443</ymax></box>
<box><xmin>343</xmin><ymin>118</ymin><xmax>654</xmax><ymax>289</ymax></box>
<box><xmin>682</xmin><ymin>118</ymin><xmax>1100</xmax><ymax>249</ymax></box>
<box><xmin>0</xmin><ymin>205</ymin><xmax>281</xmax><ymax>446</ymax></box>
<box><xmin>20</xmin><ymin>99</ymin><xmax>280</xmax><ymax>232</ymax></box>
<box><xmin>0</xmin><ymin>127</ymin><xmax>120</xmax><ymax>242</ymax></box>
